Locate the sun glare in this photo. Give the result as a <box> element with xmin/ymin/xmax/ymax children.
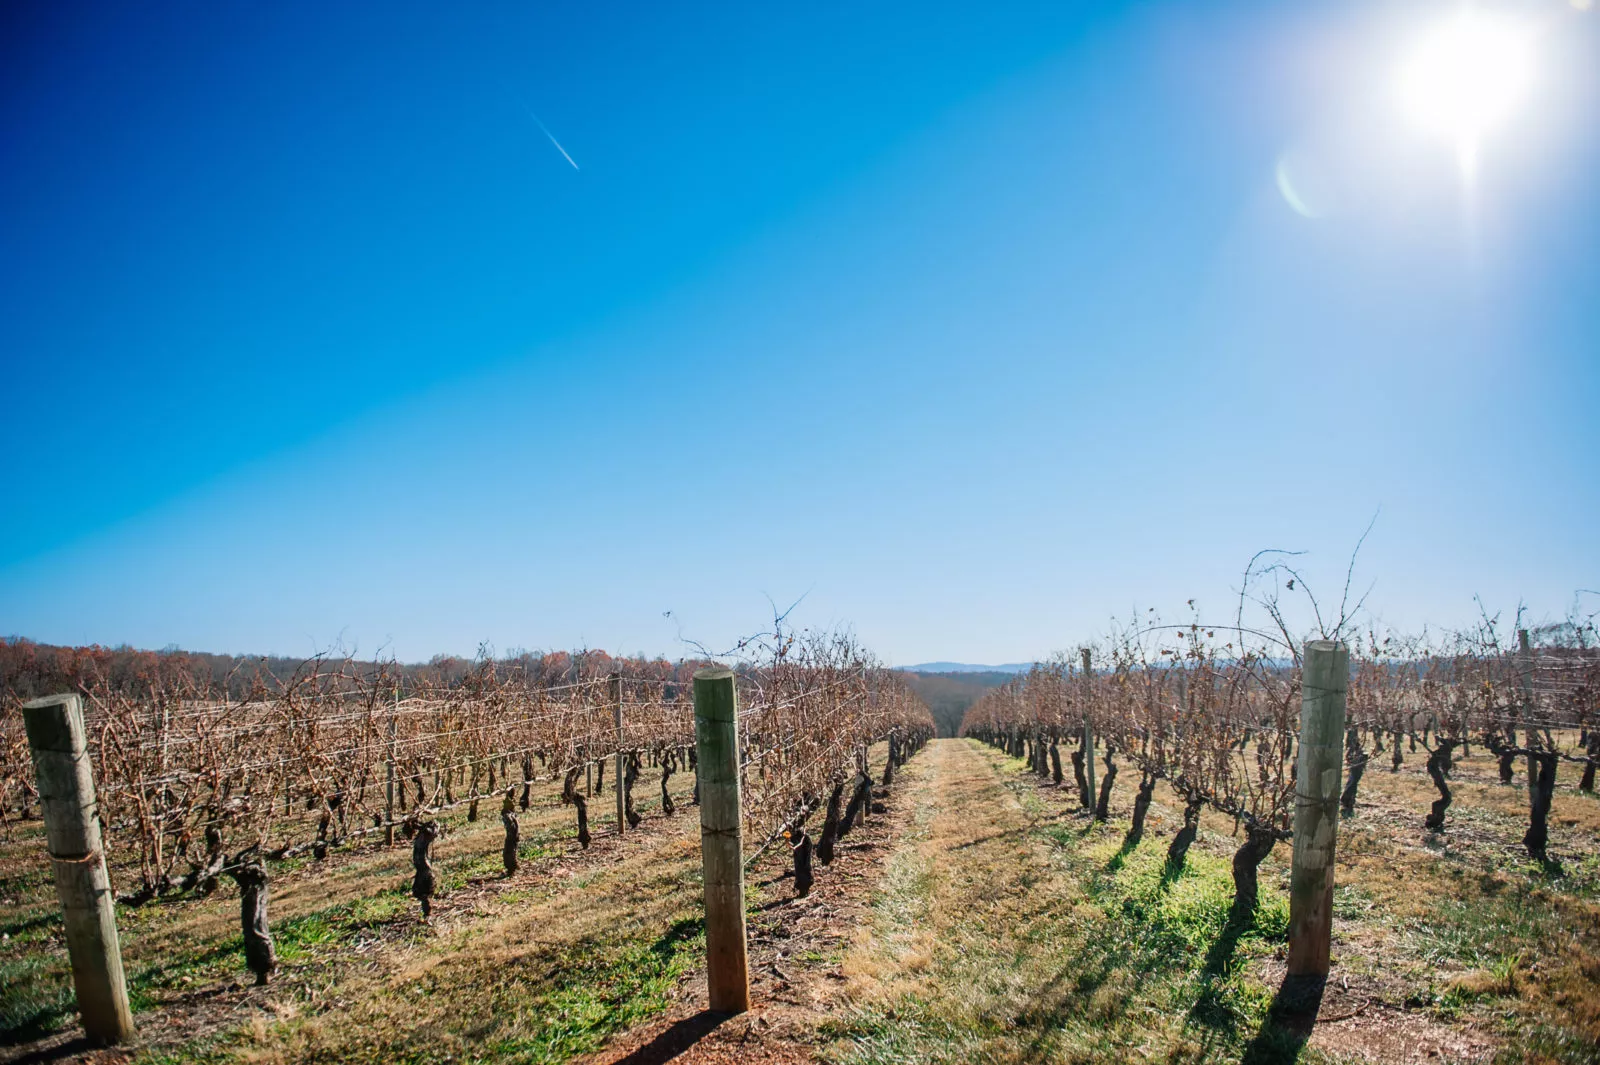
<box><xmin>1398</xmin><ymin>10</ymin><xmax>1534</xmax><ymax>168</ymax></box>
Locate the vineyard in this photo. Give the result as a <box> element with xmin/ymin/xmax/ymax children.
<box><xmin>960</xmin><ymin>615</ymin><xmax>1600</xmax><ymax>909</ymax></box>
<box><xmin>0</xmin><ymin>630</ymin><xmax>932</xmax><ymax>1055</ymax></box>
<box><xmin>3</xmin><ymin>605</ymin><xmax>1600</xmax><ymax>1065</ymax></box>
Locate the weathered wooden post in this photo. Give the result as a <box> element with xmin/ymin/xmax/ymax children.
<box><xmin>692</xmin><ymin>668</ymin><xmax>750</xmax><ymax>1013</ymax></box>
<box><xmin>611</xmin><ymin>673</ymin><xmax>626</xmax><ymax>836</ymax></box>
<box><xmin>1518</xmin><ymin>628</ymin><xmax>1536</xmax><ymax>795</ymax></box>
<box><xmin>1287</xmin><ymin>640</ymin><xmax>1348</xmax><ymax>977</ymax></box>
<box><xmin>21</xmin><ymin>694</ymin><xmax>136</xmax><ymax>1045</ymax></box>
<box><xmin>385</xmin><ymin>685</ymin><xmax>398</xmax><ymax>847</ymax></box>
<box><xmin>1080</xmin><ymin>649</ymin><xmax>1096</xmax><ymax>814</ymax></box>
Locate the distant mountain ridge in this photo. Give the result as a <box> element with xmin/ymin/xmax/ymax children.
<box><xmin>900</xmin><ymin>661</ymin><xmax>1032</xmax><ymax>674</ymax></box>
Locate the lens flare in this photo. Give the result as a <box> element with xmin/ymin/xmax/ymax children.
<box><xmin>1398</xmin><ymin>10</ymin><xmax>1534</xmax><ymax>157</ymax></box>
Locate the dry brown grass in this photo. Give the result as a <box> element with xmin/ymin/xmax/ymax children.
<box><xmin>0</xmin><ymin>761</ymin><xmax>700</xmax><ymax>1062</ymax></box>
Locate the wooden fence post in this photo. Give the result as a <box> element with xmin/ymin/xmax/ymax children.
<box><xmin>611</xmin><ymin>673</ymin><xmax>626</xmax><ymax>835</ymax></box>
<box><xmin>386</xmin><ymin>685</ymin><xmax>398</xmax><ymax>847</ymax></box>
<box><xmin>21</xmin><ymin>694</ymin><xmax>136</xmax><ymax>1045</ymax></box>
<box><xmin>1288</xmin><ymin>640</ymin><xmax>1348</xmax><ymax>977</ymax></box>
<box><xmin>1080</xmin><ymin>649</ymin><xmax>1096</xmax><ymax>814</ymax></box>
<box><xmin>692</xmin><ymin>668</ymin><xmax>750</xmax><ymax>1013</ymax></box>
<box><xmin>1518</xmin><ymin>628</ymin><xmax>1536</xmax><ymax>794</ymax></box>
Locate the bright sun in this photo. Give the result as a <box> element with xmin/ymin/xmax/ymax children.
<box><xmin>1398</xmin><ymin>10</ymin><xmax>1534</xmax><ymax>167</ymax></box>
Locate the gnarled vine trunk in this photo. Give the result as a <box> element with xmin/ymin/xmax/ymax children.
<box><xmin>1485</xmin><ymin>729</ymin><xmax>1517</xmax><ymax>785</ymax></box>
<box><xmin>563</xmin><ymin>766</ymin><xmax>591</xmax><ymax>848</ymax></box>
<box><xmin>501</xmin><ymin>792</ymin><xmax>520</xmax><ymax>877</ymax></box>
<box><xmin>1424</xmin><ymin>741</ymin><xmax>1459</xmax><ymax>831</ymax></box>
<box><xmin>791</xmin><ymin>828</ymin><xmax>814</xmax><ymax>898</ymax></box>
<box><xmin>660</xmin><ymin>750</ymin><xmax>677</xmax><ymax>816</ymax></box>
<box><xmin>1229</xmin><ymin>825</ymin><xmax>1278</xmax><ymax>922</ymax></box>
<box><xmin>839</xmin><ymin>772</ymin><xmax>871</xmax><ymax>837</ymax></box>
<box><xmin>624</xmin><ymin>751</ymin><xmax>643</xmax><ymax>828</ymax></box>
<box><xmin>227</xmin><ymin>860</ymin><xmax>276</xmax><ymax>985</ymax></box>
<box><xmin>1165</xmin><ymin>794</ymin><xmax>1204</xmax><ymax>873</ymax></box>
<box><xmin>817</xmin><ymin>781</ymin><xmax>846</xmax><ymax>865</ymax></box>
<box><xmin>1071</xmin><ymin>748</ymin><xmax>1090</xmax><ymax>810</ymax></box>
<box><xmin>1094</xmin><ymin>747</ymin><xmax>1117</xmax><ymax>821</ymax></box>
<box><xmin>1524</xmin><ymin>750</ymin><xmax>1558</xmax><ymax>861</ymax></box>
<box><xmin>1126</xmin><ymin>771</ymin><xmax>1156</xmax><ymax>846</ymax></box>
<box><xmin>411</xmin><ymin>820</ymin><xmax>439</xmax><ymax>919</ymax></box>
<box><xmin>1340</xmin><ymin>727</ymin><xmax>1366</xmax><ymax>818</ymax></box>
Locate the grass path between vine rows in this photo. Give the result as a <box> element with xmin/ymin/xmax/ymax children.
<box><xmin>811</xmin><ymin>739</ymin><xmax>1512</xmax><ymax>1065</ymax></box>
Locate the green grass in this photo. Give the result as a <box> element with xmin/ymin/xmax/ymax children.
<box><xmin>823</xmin><ymin>744</ymin><xmax>1312</xmax><ymax>1065</ymax></box>
<box><xmin>221</xmin><ymin>917</ymin><xmax>706</xmax><ymax>1065</ymax></box>
<box><xmin>474</xmin><ymin>919</ymin><xmax>704</xmax><ymax>1065</ymax></box>
<box><xmin>1045</xmin><ymin>832</ymin><xmax>1289</xmax><ymax>1039</ymax></box>
<box><xmin>0</xmin><ymin>948</ymin><xmax>74</xmax><ymax>1044</ymax></box>
<box><xmin>1404</xmin><ymin>889</ymin><xmax>1556</xmax><ymax>970</ymax></box>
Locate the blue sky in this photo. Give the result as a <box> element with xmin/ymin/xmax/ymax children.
<box><xmin>2</xmin><ymin>0</ymin><xmax>1596</xmax><ymax>664</ymax></box>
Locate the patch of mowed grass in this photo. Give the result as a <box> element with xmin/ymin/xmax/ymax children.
<box><xmin>0</xmin><ymin>839</ymin><xmax>75</xmax><ymax>1044</ymax></box>
<box><xmin>123</xmin><ymin>884</ymin><xmax>418</xmax><ymax>1017</ymax></box>
<box><xmin>247</xmin><ymin>917</ymin><xmax>705</xmax><ymax>1065</ymax></box>
<box><xmin>823</xmin><ymin>996</ymin><xmax>988</xmax><ymax>1065</ymax></box>
<box><xmin>4</xmin><ymin>887</ymin><xmax>416</xmax><ymax>1045</ymax></box>
<box><xmin>441</xmin><ymin>849</ymin><xmax>513</xmax><ymax>891</ymax></box>
<box><xmin>827</xmin><ymin>745</ymin><xmax>1302</xmax><ymax>1065</ymax></box>
<box><xmin>1048</xmin><ymin>826</ymin><xmax>1290</xmax><ymax>959</ymax></box>
<box><xmin>0</xmin><ymin>948</ymin><xmax>74</xmax><ymax>1044</ymax></box>
<box><xmin>825</xmin><ymin>828</ymin><xmax>1290</xmax><ymax>1064</ymax></box>
<box><xmin>1061</xmin><ymin>833</ymin><xmax>1289</xmax><ymax>1040</ymax></box>
<box><xmin>1405</xmin><ymin>890</ymin><xmax>1556</xmax><ymax>970</ymax></box>
<box><xmin>130</xmin><ymin>927</ymin><xmax>245</xmax><ymax>988</ymax></box>
<box><xmin>138</xmin><ymin>1048</ymin><xmax>239</xmax><ymax>1065</ymax></box>
<box><xmin>477</xmin><ymin>919</ymin><xmax>703</xmax><ymax>1064</ymax></box>
<box><xmin>1396</xmin><ymin>883</ymin><xmax>1600</xmax><ymax>1060</ymax></box>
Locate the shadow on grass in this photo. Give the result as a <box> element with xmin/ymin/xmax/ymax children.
<box><xmin>1103</xmin><ymin>833</ymin><xmax>1143</xmax><ymax>874</ymax></box>
<box><xmin>0</xmin><ymin>911</ymin><xmax>60</xmax><ymax>940</ymax></box>
<box><xmin>1012</xmin><ymin>921</ymin><xmax>1130</xmax><ymax>1062</ymax></box>
<box><xmin>606</xmin><ymin>1010</ymin><xmax>728</xmax><ymax>1065</ymax></box>
<box><xmin>1239</xmin><ymin>973</ymin><xmax>1325</xmax><ymax>1065</ymax></box>
<box><xmin>0</xmin><ymin>1005</ymin><xmax>73</xmax><ymax>1050</ymax></box>
<box><xmin>952</xmin><ymin>827</ymin><xmax>1030</xmax><ymax>852</ymax></box>
<box><xmin>1184</xmin><ymin>910</ymin><xmax>1255</xmax><ymax>1030</ymax></box>
<box><xmin>0</xmin><ymin>1034</ymin><xmax>98</xmax><ymax>1064</ymax></box>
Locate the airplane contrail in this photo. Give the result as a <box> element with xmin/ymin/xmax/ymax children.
<box><xmin>526</xmin><ymin>110</ymin><xmax>579</xmax><ymax>170</ymax></box>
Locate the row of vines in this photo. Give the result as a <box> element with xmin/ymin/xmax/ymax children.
<box><xmin>961</xmin><ymin>610</ymin><xmax>1600</xmax><ymax>922</ymax></box>
<box><xmin>1</xmin><ymin>632</ymin><xmax>933</xmax><ymax>983</ymax></box>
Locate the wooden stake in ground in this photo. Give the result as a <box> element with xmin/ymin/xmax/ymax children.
<box><xmin>693</xmin><ymin>668</ymin><xmax>750</xmax><ymax>1014</ymax></box>
<box><xmin>21</xmin><ymin>694</ymin><xmax>136</xmax><ymax>1045</ymax></box>
<box><xmin>385</xmin><ymin>686</ymin><xmax>398</xmax><ymax>847</ymax></box>
<box><xmin>612</xmin><ymin>672</ymin><xmax>626</xmax><ymax>836</ymax></box>
<box><xmin>1288</xmin><ymin>640</ymin><xmax>1348</xmax><ymax>977</ymax></box>
<box><xmin>1081</xmin><ymin>649</ymin><xmax>1096</xmax><ymax>815</ymax></box>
